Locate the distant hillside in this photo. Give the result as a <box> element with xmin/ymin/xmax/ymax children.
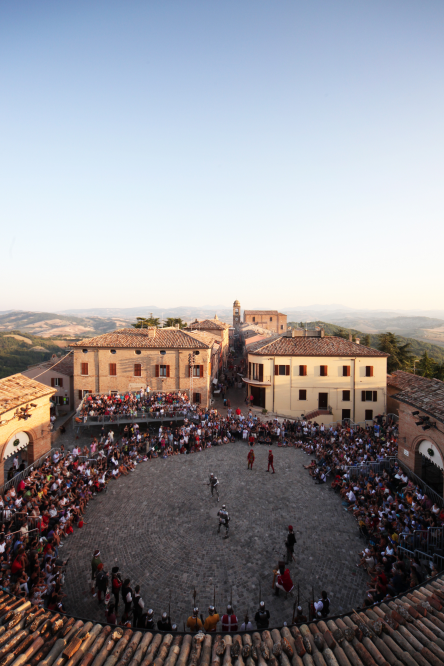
<box><xmin>0</xmin><ymin>311</ymin><xmax>132</xmax><ymax>338</ymax></box>
<box><xmin>0</xmin><ymin>332</ymin><xmax>70</xmax><ymax>379</ymax></box>
<box><xmin>288</xmin><ymin>320</ymin><xmax>444</xmax><ymax>365</ymax></box>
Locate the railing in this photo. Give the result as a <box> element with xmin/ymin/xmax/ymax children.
<box><xmin>74</xmin><ymin>409</ymin><xmax>197</xmax><ymax>427</ymax></box>
<box><xmin>345</xmin><ymin>457</ymin><xmax>398</xmax><ymax>479</ymax></box>
<box><xmin>0</xmin><ymin>448</ymin><xmax>60</xmax><ymax>496</ymax></box>
<box><xmin>396</xmin><ymin>458</ymin><xmax>444</xmax><ymax>507</ymax></box>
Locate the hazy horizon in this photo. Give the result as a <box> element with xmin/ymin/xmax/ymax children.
<box><xmin>1</xmin><ymin>0</ymin><xmax>443</xmax><ymax>312</ymax></box>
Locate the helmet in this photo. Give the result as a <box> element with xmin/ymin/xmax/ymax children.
<box><xmin>208</xmin><ymin>605</ymin><xmax>215</xmax><ymax>615</ymax></box>
<box><xmin>227</xmin><ymin>604</ymin><xmax>233</xmax><ymax>613</ymax></box>
<box><xmin>147</xmin><ymin>609</ymin><xmax>154</xmax><ymax>617</ymax></box>
<box><xmin>222</xmin><ymin>504</ymin><xmax>226</xmax><ymax>510</ymax></box>
<box><xmin>162</xmin><ymin>612</ymin><xmax>168</xmax><ymax>620</ymax></box>
<box><xmin>172</xmin><ymin>624</ymin><xmax>177</xmax><ymax>631</ymax></box>
<box><xmin>193</xmin><ymin>607</ymin><xmax>199</xmax><ymax>616</ymax></box>
<box><xmin>210</xmin><ymin>473</ymin><xmax>214</xmax><ymax>477</ymax></box>
<box><xmin>259</xmin><ymin>601</ymin><xmax>265</xmax><ymax>610</ymax></box>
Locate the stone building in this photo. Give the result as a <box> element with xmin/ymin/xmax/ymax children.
<box><xmin>244</xmin><ymin>330</ymin><xmax>388</xmax><ymax>422</ymax></box>
<box><xmin>388</xmin><ymin>370</ymin><xmax>444</xmax><ymax>497</ymax></box>
<box><xmin>186</xmin><ymin>316</ymin><xmax>230</xmax><ymax>366</ymax></box>
<box><xmin>243</xmin><ymin>309</ymin><xmax>287</xmax><ymax>334</ymax></box>
<box><xmin>70</xmin><ymin>327</ymin><xmax>213</xmax><ymax>408</ymax></box>
<box><xmin>0</xmin><ymin>373</ymin><xmax>56</xmax><ymax>484</ymax></box>
<box><xmin>22</xmin><ymin>354</ymin><xmax>74</xmax><ymax>414</ymax></box>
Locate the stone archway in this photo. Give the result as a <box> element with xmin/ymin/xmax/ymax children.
<box><xmin>413</xmin><ymin>436</ymin><xmax>444</xmax><ymax>496</ymax></box>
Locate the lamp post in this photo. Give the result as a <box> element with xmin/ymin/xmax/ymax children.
<box><xmin>188</xmin><ymin>351</ymin><xmax>200</xmax><ymax>403</ymax></box>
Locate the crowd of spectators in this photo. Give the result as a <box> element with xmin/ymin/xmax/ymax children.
<box><xmin>300</xmin><ymin>417</ymin><xmax>444</xmax><ymax>607</ymax></box>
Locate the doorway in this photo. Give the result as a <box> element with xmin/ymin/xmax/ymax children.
<box><xmin>250</xmin><ymin>386</ymin><xmax>266</xmax><ymax>408</ymax></box>
<box><xmin>420</xmin><ymin>455</ymin><xmax>443</xmax><ymax>496</ymax></box>
<box><xmin>318</xmin><ymin>393</ymin><xmax>328</xmax><ymax>410</ymax></box>
<box><xmin>342</xmin><ymin>409</ymin><xmax>351</xmax><ymax>420</ymax></box>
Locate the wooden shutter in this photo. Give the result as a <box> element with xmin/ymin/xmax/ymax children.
<box><xmin>361</xmin><ymin>391</ymin><xmax>366</xmax><ymax>402</ymax></box>
<box><xmin>259</xmin><ymin>364</ymin><xmax>263</xmax><ymax>382</ymax></box>
<box><xmin>59</xmin><ymin>378</ymin><xmax>63</xmax><ymax>387</ymax></box>
<box><xmin>373</xmin><ymin>391</ymin><xmax>377</xmax><ymax>402</ymax></box>
<box><xmin>134</xmin><ymin>364</ymin><xmax>141</xmax><ymax>377</ymax></box>
<box><xmin>370</xmin><ymin>366</ymin><xmax>374</xmax><ymax>377</ymax></box>
<box><xmin>51</xmin><ymin>378</ymin><xmax>55</xmax><ymax>387</ymax></box>
<box><xmin>109</xmin><ymin>363</ymin><xmax>116</xmax><ymax>376</ymax></box>
<box><xmin>300</xmin><ymin>365</ymin><xmax>307</xmax><ymax>376</ymax></box>
<box><xmin>343</xmin><ymin>366</ymin><xmax>350</xmax><ymax>377</ymax></box>
<box><xmin>249</xmin><ymin>362</ymin><xmax>251</xmax><ymax>379</ymax></box>
<box><xmin>275</xmin><ymin>365</ymin><xmax>279</xmax><ymax>375</ymax></box>
<box><xmin>200</xmin><ymin>365</ymin><xmax>204</xmax><ymax>378</ymax></box>
<box><xmin>155</xmin><ymin>365</ymin><xmax>159</xmax><ymax>378</ymax></box>
<box><xmin>166</xmin><ymin>365</ymin><xmax>170</xmax><ymax>378</ymax></box>
<box><xmin>285</xmin><ymin>365</ymin><xmax>290</xmax><ymax>375</ymax></box>
<box><xmin>81</xmin><ymin>363</ymin><xmax>88</xmax><ymax>375</ymax></box>
<box><xmin>78</xmin><ymin>390</ymin><xmax>82</xmax><ymax>399</ymax></box>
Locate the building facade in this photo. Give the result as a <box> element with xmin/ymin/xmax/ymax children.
<box><xmin>244</xmin><ymin>331</ymin><xmax>388</xmax><ymax>422</ymax></box>
<box><xmin>233</xmin><ymin>300</ymin><xmax>241</xmax><ymax>327</ymax></box>
<box><xmin>22</xmin><ymin>354</ymin><xmax>74</xmax><ymax>414</ymax></box>
<box><xmin>186</xmin><ymin>316</ymin><xmax>230</xmax><ymax>366</ymax></box>
<box><xmin>243</xmin><ymin>310</ymin><xmax>287</xmax><ymax>334</ymax></box>
<box><xmin>71</xmin><ymin>327</ymin><xmax>212</xmax><ymax>408</ymax></box>
<box><xmin>0</xmin><ymin>374</ymin><xmax>56</xmax><ymax>484</ymax></box>
<box><xmin>388</xmin><ymin>371</ymin><xmax>444</xmax><ymax>497</ymax></box>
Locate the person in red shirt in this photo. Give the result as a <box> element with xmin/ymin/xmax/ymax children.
<box><xmin>221</xmin><ymin>604</ymin><xmax>238</xmax><ymax>631</ymax></box>
<box><xmin>267</xmin><ymin>450</ymin><xmax>275</xmax><ymax>473</ymax></box>
<box><xmin>275</xmin><ymin>564</ymin><xmax>293</xmax><ymax>596</ymax></box>
<box><xmin>247</xmin><ymin>449</ymin><xmax>255</xmax><ymax>470</ymax></box>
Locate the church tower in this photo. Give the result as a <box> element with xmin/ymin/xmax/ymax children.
<box><xmin>233</xmin><ymin>300</ymin><xmax>241</xmax><ymax>327</ymax></box>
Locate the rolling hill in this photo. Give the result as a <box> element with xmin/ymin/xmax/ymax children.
<box><xmin>0</xmin><ymin>332</ymin><xmax>70</xmax><ymax>379</ymax></box>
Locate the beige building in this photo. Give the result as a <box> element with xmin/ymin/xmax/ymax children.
<box><xmin>243</xmin><ymin>309</ymin><xmax>287</xmax><ymax>334</ymax></box>
<box><xmin>22</xmin><ymin>354</ymin><xmax>74</xmax><ymax>414</ymax></box>
<box><xmin>186</xmin><ymin>316</ymin><xmax>230</xmax><ymax>366</ymax></box>
<box><xmin>0</xmin><ymin>374</ymin><xmax>56</xmax><ymax>484</ymax></box>
<box><xmin>244</xmin><ymin>331</ymin><xmax>388</xmax><ymax>422</ymax></box>
<box><xmin>71</xmin><ymin>327</ymin><xmax>213</xmax><ymax>408</ymax></box>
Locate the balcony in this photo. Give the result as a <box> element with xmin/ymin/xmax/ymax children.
<box><xmin>241</xmin><ymin>375</ymin><xmax>272</xmax><ymax>386</ymax></box>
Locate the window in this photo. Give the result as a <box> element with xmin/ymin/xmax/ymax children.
<box><xmin>135</xmin><ymin>350</ymin><xmax>141</xmax><ymax>355</ymax></box>
<box><xmin>78</xmin><ymin>389</ymin><xmax>91</xmax><ymax>399</ymax></box>
<box><xmin>299</xmin><ymin>365</ymin><xmax>307</xmax><ymax>376</ymax></box>
<box><xmin>193</xmin><ymin>392</ymin><xmax>201</xmax><ymax>404</ymax></box>
<box><xmin>134</xmin><ymin>364</ymin><xmax>142</xmax><ymax>377</ymax></box>
<box><xmin>81</xmin><ymin>363</ymin><xmax>88</xmax><ymax>376</ymax></box>
<box><xmin>342</xmin><ymin>366</ymin><xmax>350</xmax><ymax>377</ymax></box>
<box><xmin>342</xmin><ymin>390</ymin><xmax>350</xmax><ymax>401</ymax></box>
<box><xmin>252</xmin><ymin>363</ymin><xmax>263</xmax><ymax>381</ymax></box>
<box><xmin>365</xmin><ymin>409</ymin><xmax>373</xmax><ymax>421</ymax></box>
<box><xmin>109</xmin><ymin>363</ymin><xmax>117</xmax><ymax>376</ymax></box>
<box><xmin>82</xmin><ymin>349</ymin><xmax>88</xmax><ymax>354</ymax></box>
<box><xmin>187</xmin><ymin>365</ymin><xmax>203</xmax><ymax>378</ymax></box>
<box><xmin>270</xmin><ymin>317</ymin><xmax>273</xmax><ymax>322</ymax></box>
<box><xmin>159</xmin><ymin>365</ymin><xmax>169</xmax><ymax>377</ymax></box>
<box><xmin>54</xmin><ymin>396</ymin><xmax>69</xmax><ymax>405</ymax></box>
<box><xmin>320</xmin><ymin>365</ymin><xmax>328</xmax><ymax>376</ymax></box>
<box><xmin>361</xmin><ymin>390</ymin><xmax>377</xmax><ymax>402</ymax></box>
<box><xmin>275</xmin><ymin>365</ymin><xmax>290</xmax><ymax>376</ymax></box>
<box><xmin>365</xmin><ymin>366</ymin><xmax>374</xmax><ymax>377</ymax></box>
<box><xmin>299</xmin><ymin>389</ymin><xmax>307</xmax><ymax>400</ymax></box>
<box><xmin>51</xmin><ymin>378</ymin><xmax>63</xmax><ymax>387</ymax></box>
<box><xmin>110</xmin><ymin>349</ymin><xmax>116</xmax><ymax>355</ymax></box>
<box><xmin>252</xmin><ymin>316</ymin><xmax>255</xmax><ymax>322</ymax></box>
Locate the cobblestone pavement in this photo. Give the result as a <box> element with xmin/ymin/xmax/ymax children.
<box><xmin>61</xmin><ymin>440</ymin><xmax>368</xmax><ymax>629</ymax></box>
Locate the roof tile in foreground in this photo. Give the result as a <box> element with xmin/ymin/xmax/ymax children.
<box><xmin>0</xmin><ymin>373</ymin><xmax>56</xmax><ymax>415</ymax></box>
<box><xmin>70</xmin><ymin>328</ymin><xmax>210</xmax><ymax>349</ymax></box>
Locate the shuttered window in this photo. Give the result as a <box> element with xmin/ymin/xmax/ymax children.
<box><xmin>109</xmin><ymin>363</ymin><xmax>117</xmax><ymax>376</ymax></box>
<box><xmin>276</xmin><ymin>365</ymin><xmax>290</xmax><ymax>376</ymax></box>
<box><xmin>299</xmin><ymin>365</ymin><xmax>307</xmax><ymax>376</ymax></box>
<box><xmin>365</xmin><ymin>409</ymin><xmax>373</xmax><ymax>421</ymax></box>
<box><xmin>193</xmin><ymin>392</ymin><xmax>201</xmax><ymax>404</ymax></box>
<box><xmin>320</xmin><ymin>365</ymin><xmax>328</xmax><ymax>376</ymax></box>
<box><xmin>342</xmin><ymin>390</ymin><xmax>350</xmax><ymax>401</ymax></box>
<box><xmin>365</xmin><ymin>366</ymin><xmax>374</xmax><ymax>377</ymax></box>
<box><xmin>343</xmin><ymin>366</ymin><xmax>350</xmax><ymax>377</ymax></box>
<box><xmin>159</xmin><ymin>365</ymin><xmax>170</xmax><ymax>377</ymax></box>
<box><xmin>362</xmin><ymin>390</ymin><xmax>377</xmax><ymax>402</ymax></box>
<box><xmin>81</xmin><ymin>363</ymin><xmax>88</xmax><ymax>376</ymax></box>
<box><xmin>299</xmin><ymin>389</ymin><xmax>307</xmax><ymax>400</ymax></box>
<box><xmin>134</xmin><ymin>364</ymin><xmax>142</xmax><ymax>377</ymax></box>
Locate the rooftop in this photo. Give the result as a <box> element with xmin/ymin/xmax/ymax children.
<box><xmin>187</xmin><ymin>317</ymin><xmax>229</xmax><ymax>330</ymax></box>
<box><xmin>70</xmin><ymin>328</ymin><xmax>210</xmax><ymax>349</ymax></box>
<box><xmin>248</xmin><ymin>335</ymin><xmax>389</xmax><ymax>357</ymax></box>
<box><xmin>244</xmin><ymin>309</ymin><xmax>286</xmax><ymax>316</ymax></box>
<box><xmin>26</xmin><ymin>353</ymin><xmax>74</xmax><ymax>376</ymax></box>
<box><xmin>0</xmin><ymin>373</ymin><xmax>56</xmax><ymax>415</ymax></box>
<box><xmin>389</xmin><ymin>371</ymin><xmax>444</xmax><ymax>424</ymax></box>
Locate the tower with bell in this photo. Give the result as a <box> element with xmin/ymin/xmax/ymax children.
<box><xmin>233</xmin><ymin>300</ymin><xmax>241</xmax><ymax>327</ymax></box>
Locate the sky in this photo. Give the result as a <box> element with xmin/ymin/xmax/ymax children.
<box><xmin>1</xmin><ymin>0</ymin><xmax>443</xmax><ymax>313</ymax></box>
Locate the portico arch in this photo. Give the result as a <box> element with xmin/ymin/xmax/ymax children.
<box><xmin>414</xmin><ymin>436</ymin><xmax>444</xmax><ymax>496</ymax></box>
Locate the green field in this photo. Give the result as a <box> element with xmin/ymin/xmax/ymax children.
<box><xmin>0</xmin><ymin>332</ymin><xmax>71</xmax><ymax>379</ymax></box>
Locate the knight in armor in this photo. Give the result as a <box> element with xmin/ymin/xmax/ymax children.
<box><xmin>140</xmin><ymin>608</ymin><xmax>155</xmax><ymax>630</ymax></box>
<box><xmin>204</xmin><ymin>605</ymin><xmax>220</xmax><ymax>632</ymax></box>
<box><xmin>221</xmin><ymin>604</ymin><xmax>238</xmax><ymax>631</ymax></box>
<box><xmin>186</xmin><ymin>606</ymin><xmax>203</xmax><ymax>632</ymax></box>
<box><xmin>255</xmin><ymin>601</ymin><xmax>270</xmax><ymax>629</ymax></box>
<box><xmin>157</xmin><ymin>611</ymin><xmax>172</xmax><ymax>631</ymax></box>
<box><xmin>217</xmin><ymin>504</ymin><xmax>230</xmax><ymax>537</ymax></box>
<box><xmin>208</xmin><ymin>473</ymin><xmax>219</xmax><ymax>499</ymax></box>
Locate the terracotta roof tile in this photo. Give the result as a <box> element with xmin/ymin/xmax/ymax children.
<box><xmin>187</xmin><ymin>319</ymin><xmax>229</xmax><ymax>330</ymax></box>
<box><xmin>70</xmin><ymin>328</ymin><xmax>210</xmax><ymax>349</ymax></box>
<box><xmin>244</xmin><ymin>310</ymin><xmax>285</xmax><ymax>316</ymax></box>
<box><xmin>390</xmin><ymin>371</ymin><xmax>444</xmax><ymax>424</ymax></box>
<box><xmin>0</xmin><ymin>373</ymin><xmax>56</xmax><ymax>415</ymax></box>
<box><xmin>248</xmin><ymin>335</ymin><xmax>389</xmax><ymax>357</ymax></box>
<box><xmin>27</xmin><ymin>354</ymin><xmax>74</xmax><ymax>376</ymax></box>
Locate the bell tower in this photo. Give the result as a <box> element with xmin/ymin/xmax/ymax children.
<box><xmin>233</xmin><ymin>300</ymin><xmax>241</xmax><ymax>327</ymax></box>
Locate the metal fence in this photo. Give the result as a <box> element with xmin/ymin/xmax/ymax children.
<box><xmin>396</xmin><ymin>458</ymin><xmax>444</xmax><ymax>507</ymax></box>
<box><xmin>345</xmin><ymin>457</ymin><xmax>398</xmax><ymax>479</ymax></box>
<box><xmin>0</xmin><ymin>448</ymin><xmax>60</xmax><ymax>496</ymax></box>
<box><xmin>74</xmin><ymin>409</ymin><xmax>197</xmax><ymax>427</ymax></box>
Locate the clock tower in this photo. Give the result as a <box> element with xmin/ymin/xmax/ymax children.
<box><xmin>233</xmin><ymin>300</ymin><xmax>241</xmax><ymax>327</ymax></box>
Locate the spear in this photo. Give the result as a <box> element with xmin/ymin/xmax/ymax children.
<box><xmin>169</xmin><ymin>590</ymin><xmax>171</xmax><ymax>623</ymax></box>
<box><xmin>259</xmin><ymin>582</ymin><xmax>261</xmax><ymax>604</ymax></box>
<box><xmin>193</xmin><ymin>587</ymin><xmax>198</xmax><ymax>630</ymax></box>
<box><xmin>230</xmin><ymin>585</ymin><xmax>233</xmax><ymax>607</ymax></box>
<box><xmin>214</xmin><ymin>585</ymin><xmax>216</xmax><ymax>609</ymax></box>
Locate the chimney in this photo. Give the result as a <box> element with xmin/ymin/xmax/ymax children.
<box><xmin>348</xmin><ymin>333</ymin><xmax>353</xmax><ymax>341</ymax></box>
<box><xmin>175</xmin><ymin>324</ymin><xmax>180</xmax><ymax>329</ymax></box>
<box><xmin>355</xmin><ymin>337</ymin><xmax>360</xmax><ymax>345</ymax></box>
<box><xmin>147</xmin><ymin>327</ymin><xmax>156</xmax><ymax>338</ymax></box>
<box><xmin>320</xmin><ymin>328</ymin><xmax>325</xmax><ymax>338</ymax></box>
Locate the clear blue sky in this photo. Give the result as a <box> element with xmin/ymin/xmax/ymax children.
<box><xmin>1</xmin><ymin>1</ymin><xmax>443</xmax><ymax>312</ymax></box>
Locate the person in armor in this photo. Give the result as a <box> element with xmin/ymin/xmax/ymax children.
<box><xmin>255</xmin><ymin>601</ymin><xmax>270</xmax><ymax>629</ymax></box>
<box><xmin>158</xmin><ymin>611</ymin><xmax>172</xmax><ymax>631</ymax></box>
<box><xmin>221</xmin><ymin>604</ymin><xmax>238</xmax><ymax>631</ymax></box>
<box><xmin>186</xmin><ymin>606</ymin><xmax>203</xmax><ymax>631</ymax></box>
<box><xmin>141</xmin><ymin>608</ymin><xmax>155</xmax><ymax>630</ymax></box>
<box><xmin>217</xmin><ymin>504</ymin><xmax>230</xmax><ymax>537</ymax></box>
<box><xmin>204</xmin><ymin>604</ymin><xmax>220</xmax><ymax>632</ymax></box>
<box><xmin>314</xmin><ymin>591</ymin><xmax>330</xmax><ymax>618</ymax></box>
<box><xmin>208</xmin><ymin>473</ymin><xmax>219</xmax><ymax>500</ymax></box>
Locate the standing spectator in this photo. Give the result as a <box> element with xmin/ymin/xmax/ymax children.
<box><xmin>111</xmin><ymin>566</ymin><xmax>122</xmax><ymax>612</ymax></box>
<box><xmin>95</xmin><ymin>563</ymin><xmax>108</xmax><ymax>604</ymax></box>
<box><xmin>122</xmin><ymin>578</ymin><xmax>133</xmax><ymax>621</ymax></box>
<box><xmin>91</xmin><ymin>550</ymin><xmax>102</xmax><ymax>595</ymax></box>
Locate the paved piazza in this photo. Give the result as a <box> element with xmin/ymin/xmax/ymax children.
<box><xmin>61</xmin><ymin>438</ymin><xmax>368</xmax><ymax>627</ymax></box>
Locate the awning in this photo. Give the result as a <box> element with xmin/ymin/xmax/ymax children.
<box><xmin>3</xmin><ymin>432</ymin><xmax>30</xmax><ymax>461</ymax></box>
<box><xmin>240</xmin><ymin>376</ymin><xmax>272</xmax><ymax>386</ymax></box>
